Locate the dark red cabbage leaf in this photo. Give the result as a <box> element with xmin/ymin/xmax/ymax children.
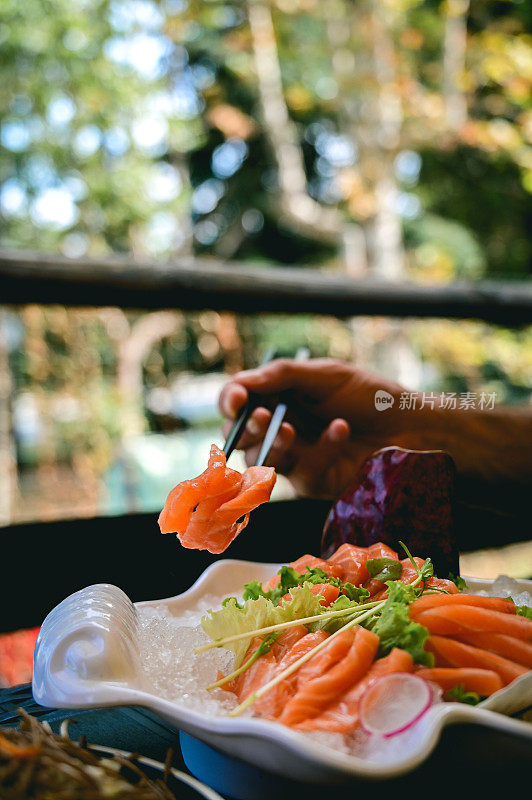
<box><xmin>320</xmin><ymin>446</ymin><xmax>459</xmax><ymax>577</ymax></box>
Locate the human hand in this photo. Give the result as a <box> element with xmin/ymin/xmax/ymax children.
<box><xmin>219</xmin><ymin>358</ymin><xmax>411</xmax><ymax>498</ymax></box>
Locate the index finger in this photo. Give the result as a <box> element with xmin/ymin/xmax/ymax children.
<box><xmin>232</xmin><ymin>358</ymin><xmax>344</xmax><ymax>400</ymax></box>
<box><xmin>219</xmin><ymin>380</ymin><xmax>249</xmax><ymax>420</ymax></box>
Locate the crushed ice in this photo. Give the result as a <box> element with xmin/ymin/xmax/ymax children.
<box><xmin>468</xmin><ymin>575</ymin><xmax>532</xmax><ymax>608</ymax></box>
<box><xmin>138</xmin><ymin>600</ymin><xmax>237</xmax><ymax>715</ymax></box>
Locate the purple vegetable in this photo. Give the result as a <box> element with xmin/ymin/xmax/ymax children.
<box><xmin>320</xmin><ymin>446</ymin><xmax>458</xmax><ymax>577</ymax></box>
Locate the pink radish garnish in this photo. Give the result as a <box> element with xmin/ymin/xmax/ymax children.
<box><xmin>359</xmin><ymin>672</ymin><xmax>433</xmax><ymax>738</ymax></box>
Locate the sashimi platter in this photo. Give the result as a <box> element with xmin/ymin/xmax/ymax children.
<box><xmin>33</xmin><ymin>443</ymin><xmax>532</xmax><ymax>783</ymax></box>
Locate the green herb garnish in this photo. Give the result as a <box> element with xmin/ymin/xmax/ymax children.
<box><xmin>446</xmin><ymin>685</ymin><xmax>481</xmax><ymax>705</ymax></box>
<box><xmin>516</xmin><ymin>605</ymin><xmax>532</xmax><ymax>620</ymax></box>
<box><xmin>366</xmin><ymin>557</ymin><xmax>403</xmax><ymax>582</ymax></box>
<box><xmin>365</xmin><ymin>579</ymin><xmax>434</xmax><ymax>666</ymax></box>
<box><xmin>448</xmin><ymin>573</ymin><xmax>468</xmax><ymax>592</ymax></box>
<box><xmin>206</xmin><ymin>633</ymin><xmax>278</xmax><ymax>690</ymax></box>
<box><xmin>239</xmin><ymin>565</ymin><xmax>369</xmax><ymax>608</ymax></box>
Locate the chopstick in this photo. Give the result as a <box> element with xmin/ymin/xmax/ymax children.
<box><xmin>223</xmin><ymin>347</ymin><xmax>310</xmax><ymax>465</ymax></box>
<box><xmin>222</xmin><ymin>348</ymin><xmax>276</xmax><ymax>460</ymax></box>
<box><xmin>254</xmin><ymin>347</ymin><xmax>309</xmax><ymax>467</ymax></box>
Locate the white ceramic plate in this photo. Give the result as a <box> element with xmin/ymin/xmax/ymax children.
<box><xmin>33</xmin><ymin>560</ymin><xmax>532</xmax><ymax>784</ymax></box>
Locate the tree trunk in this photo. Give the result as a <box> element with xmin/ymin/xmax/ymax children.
<box><xmin>443</xmin><ymin>0</ymin><xmax>470</xmax><ymax>132</ymax></box>
<box><xmin>247</xmin><ymin>0</ymin><xmax>341</xmax><ymax>244</ymax></box>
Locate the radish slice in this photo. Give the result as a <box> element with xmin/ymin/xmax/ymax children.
<box><xmin>359</xmin><ymin>672</ymin><xmax>433</xmax><ymax>738</ymax></box>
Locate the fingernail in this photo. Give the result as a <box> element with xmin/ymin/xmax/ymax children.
<box><xmin>329</xmin><ymin>427</ymin><xmax>344</xmax><ymax>443</ymax></box>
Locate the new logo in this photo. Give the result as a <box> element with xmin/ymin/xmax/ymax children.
<box><xmin>374</xmin><ymin>390</ymin><xmax>395</xmax><ymax>411</ymax></box>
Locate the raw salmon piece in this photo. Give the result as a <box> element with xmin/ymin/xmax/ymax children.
<box><xmin>279</xmin><ymin>627</ymin><xmax>380</xmax><ymax>727</ymax></box>
<box><xmin>415</xmin><ymin>667</ymin><xmax>503</xmax><ymax>697</ymax></box>
<box><xmin>254</xmin><ymin>630</ymin><xmax>329</xmax><ymax>718</ymax></box>
<box><xmin>297</xmin><ymin>648</ymin><xmax>414</xmax><ymax>732</ymax></box>
<box><xmin>410</xmin><ymin>594</ymin><xmax>516</xmax><ymax>617</ymax></box>
<box><xmin>280</xmin><ymin>583</ymin><xmax>340</xmax><ymax>607</ymax></box>
<box><xmin>221</xmin><ymin>626</ymin><xmax>308</xmax><ymax>701</ymax></box>
<box><xmin>274</xmin><ymin>625</ymin><xmax>309</xmax><ymax>654</ymax></box>
<box><xmin>263</xmin><ymin>555</ymin><xmax>344</xmax><ymax>592</ymax></box>
<box><xmin>309</xmin><ymin>584</ymin><xmax>341</xmax><ymax>606</ymax></box>
<box><xmin>232</xmin><ymin>637</ymin><xmax>278</xmax><ymax>701</ymax></box>
<box><xmin>427</xmin><ymin>635</ymin><xmax>528</xmax><ymax>686</ymax></box>
<box><xmin>416</xmin><ymin>606</ymin><xmax>532</xmax><ymax>640</ymax></box>
<box><xmin>158</xmin><ymin>444</ymin><xmax>241</xmax><ymax>534</ymax></box>
<box><xmin>456</xmin><ymin>632</ymin><xmax>532</xmax><ymax>669</ymax></box>
<box><xmin>179</xmin><ymin>465</ymin><xmax>276</xmax><ymax>554</ymax></box>
<box><xmin>293</xmin><ymin>629</ymin><xmax>356</xmax><ymax>689</ymax></box>
<box><xmin>328</xmin><ymin>544</ymin><xmax>373</xmax><ymax>585</ymax></box>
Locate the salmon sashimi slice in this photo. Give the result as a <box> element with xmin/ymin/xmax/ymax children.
<box><xmin>416</xmin><ymin>605</ymin><xmax>532</xmax><ymax>640</ymax></box>
<box><xmin>159</xmin><ymin>445</ymin><xmax>276</xmax><ymax>553</ymax></box>
<box><xmin>427</xmin><ymin>635</ymin><xmax>528</xmax><ymax>686</ymax></box>
<box><xmin>263</xmin><ymin>555</ymin><xmax>344</xmax><ymax>592</ymax></box>
<box><xmin>297</xmin><ymin>647</ymin><xmax>414</xmax><ymax>732</ymax></box>
<box><xmin>327</xmin><ymin>544</ymin><xmax>376</xmax><ymax>586</ymax></box>
<box><xmin>367</xmin><ymin>542</ymin><xmax>399</xmax><ymax>560</ymax></box>
<box><xmin>280</xmin><ymin>583</ymin><xmax>340</xmax><ymax>607</ymax></box>
<box><xmin>178</xmin><ymin>464</ymin><xmax>276</xmax><ymax>554</ymax></box>
<box><xmin>254</xmin><ymin>630</ymin><xmax>329</xmax><ymax>718</ymax></box>
<box><xmin>415</xmin><ymin>667</ymin><xmax>503</xmax><ymax>697</ymax></box>
<box><xmin>221</xmin><ymin>627</ymin><xmax>309</xmax><ymax>697</ymax></box>
<box><xmin>371</xmin><ymin>557</ymin><xmax>459</xmax><ymax>600</ymax></box>
<box><xmin>232</xmin><ymin>638</ymin><xmax>278</xmax><ymax>702</ymax></box>
<box><xmin>274</xmin><ymin>625</ymin><xmax>309</xmax><ymax>654</ymax></box>
<box><xmin>309</xmin><ymin>584</ymin><xmax>341</xmax><ymax>606</ymax></box>
<box><xmin>456</xmin><ymin>631</ymin><xmax>532</xmax><ymax>669</ymax></box>
<box><xmin>279</xmin><ymin>627</ymin><xmax>380</xmax><ymax>727</ymax></box>
<box><xmin>410</xmin><ymin>594</ymin><xmax>516</xmax><ymax>617</ymax></box>
<box><xmin>292</xmin><ymin>630</ymin><xmax>356</xmax><ymax>689</ymax></box>
<box><xmin>158</xmin><ymin>444</ymin><xmax>241</xmax><ymax>534</ymax></box>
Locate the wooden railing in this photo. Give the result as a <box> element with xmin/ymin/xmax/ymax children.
<box><xmin>1</xmin><ymin>249</ymin><xmax>531</xmax><ymax>326</ymax></box>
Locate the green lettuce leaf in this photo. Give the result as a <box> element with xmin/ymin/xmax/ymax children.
<box><xmin>365</xmin><ymin>580</ymin><xmax>434</xmax><ymax>666</ymax></box>
<box><xmin>311</xmin><ymin>595</ymin><xmax>363</xmax><ymax>633</ymax></box>
<box><xmin>201</xmin><ymin>585</ymin><xmax>325</xmax><ymax>667</ymax></box>
<box><xmin>516</xmin><ymin>605</ymin><xmax>532</xmax><ymax>620</ymax></box>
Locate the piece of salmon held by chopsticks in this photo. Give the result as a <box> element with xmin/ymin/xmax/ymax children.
<box><xmin>158</xmin><ymin>444</ymin><xmax>276</xmax><ymax>554</ymax></box>
<box><xmin>296</xmin><ymin>648</ymin><xmax>414</xmax><ymax>733</ymax></box>
<box><xmin>159</xmin><ymin>444</ymin><xmax>241</xmax><ymax>535</ymax></box>
<box><xmin>182</xmin><ymin>465</ymin><xmax>276</xmax><ymax>553</ymax></box>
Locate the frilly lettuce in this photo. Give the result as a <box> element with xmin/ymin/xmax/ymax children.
<box><xmin>201</xmin><ymin>585</ymin><xmax>326</xmax><ymax>667</ymax></box>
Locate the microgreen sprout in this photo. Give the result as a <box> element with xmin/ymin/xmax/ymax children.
<box><xmin>206</xmin><ymin>633</ymin><xmax>278</xmax><ymax>691</ymax></box>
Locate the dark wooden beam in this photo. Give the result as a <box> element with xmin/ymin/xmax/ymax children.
<box><xmin>0</xmin><ymin>249</ymin><xmax>530</xmax><ymax>325</ymax></box>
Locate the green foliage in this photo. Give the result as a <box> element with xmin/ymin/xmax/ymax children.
<box><xmin>366</xmin><ymin>580</ymin><xmax>434</xmax><ymax>666</ymax></box>
<box><xmin>446</xmin><ymin>685</ymin><xmax>481</xmax><ymax>705</ymax></box>
<box><xmin>202</xmin><ymin>585</ymin><xmax>326</xmax><ymax>667</ymax></box>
